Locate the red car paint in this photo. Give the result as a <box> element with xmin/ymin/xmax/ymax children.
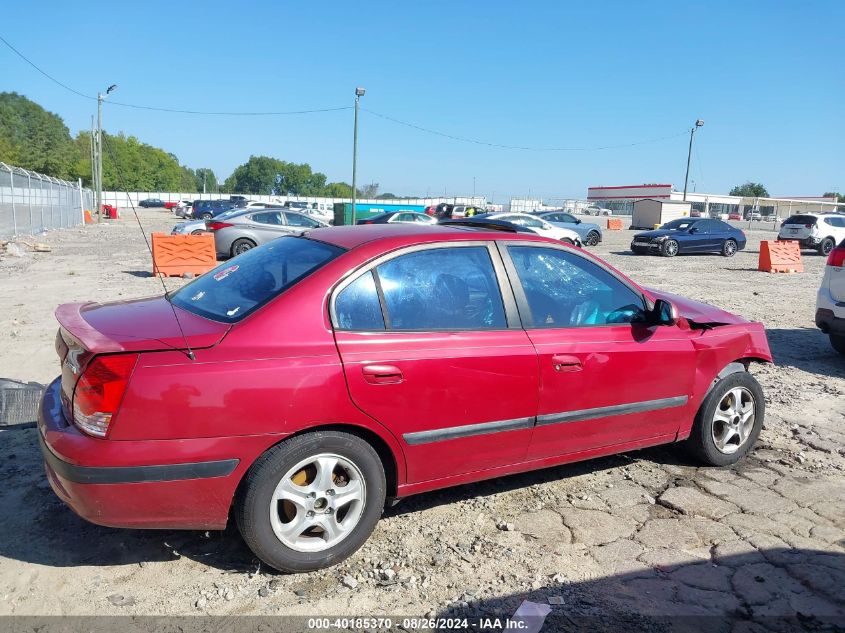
<box><xmin>38</xmin><ymin>224</ymin><xmax>772</xmax><ymax>529</ymax></box>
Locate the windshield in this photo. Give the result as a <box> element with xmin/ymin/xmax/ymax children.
<box><xmin>170</xmin><ymin>236</ymin><xmax>345</xmax><ymax>322</ymax></box>
<box><xmin>661</xmin><ymin>219</ymin><xmax>697</xmax><ymax>231</ymax></box>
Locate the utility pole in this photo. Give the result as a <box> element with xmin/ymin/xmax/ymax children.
<box><xmin>203</xmin><ymin>170</ymin><xmax>207</xmax><ymax>194</ymax></box>
<box><xmin>90</xmin><ymin>115</ymin><xmax>97</xmax><ymax>219</ymax></box>
<box><xmin>95</xmin><ymin>85</ymin><xmax>117</xmax><ymax>221</ymax></box>
<box><xmin>351</xmin><ymin>86</ymin><xmax>365</xmax><ymax>225</ymax></box>
<box><xmin>683</xmin><ymin>119</ymin><xmax>704</xmax><ymax>201</ymax></box>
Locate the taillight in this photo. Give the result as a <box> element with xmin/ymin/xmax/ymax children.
<box><xmin>72</xmin><ymin>354</ymin><xmax>138</xmax><ymax>438</ymax></box>
<box><xmin>805</xmin><ymin>223</ymin><xmax>814</xmax><ymax>229</ymax></box>
<box><xmin>828</xmin><ymin>246</ymin><xmax>845</xmax><ymax>268</ymax></box>
<box><xmin>207</xmin><ymin>221</ymin><xmax>233</xmax><ymax>231</ymax></box>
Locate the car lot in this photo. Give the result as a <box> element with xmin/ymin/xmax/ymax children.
<box><xmin>0</xmin><ymin>208</ymin><xmax>843</xmax><ymax>618</ymax></box>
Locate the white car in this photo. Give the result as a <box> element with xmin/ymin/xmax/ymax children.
<box><xmin>486</xmin><ymin>213</ymin><xmax>582</xmax><ymax>245</ymax></box>
<box><xmin>778</xmin><ymin>213</ymin><xmax>845</xmax><ymax>256</ymax></box>
<box><xmin>816</xmin><ymin>238</ymin><xmax>845</xmax><ymax>355</ymax></box>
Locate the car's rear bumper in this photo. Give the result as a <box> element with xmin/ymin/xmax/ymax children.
<box><xmin>816</xmin><ymin>284</ymin><xmax>845</xmax><ymax>336</ymax></box>
<box><xmin>778</xmin><ymin>235</ymin><xmax>820</xmax><ymax>247</ymax></box>
<box><xmin>37</xmin><ymin>378</ymin><xmax>274</xmax><ymax>530</ymax></box>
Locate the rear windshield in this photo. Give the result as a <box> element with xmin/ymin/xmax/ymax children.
<box><xmin>783</xmin><ymin>215</ymin><xmax>817</xmax><ymax>225</ymax></box>
<box><xmin>170</xmin><ymin>237</ymin><xmax>344</xmax><ymax>323</ymax></box>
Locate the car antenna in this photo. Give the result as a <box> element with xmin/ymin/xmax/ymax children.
<box><xmin>101</xmin><ymin>134</ymin><xmax>195</xmax><ymax>361</ymax></box>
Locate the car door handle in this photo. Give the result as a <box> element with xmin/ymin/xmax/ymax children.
<box><xmin>551</xmin><ymin>354</ymin><xmax>582</xmax><ymax>372</ymax></box>
<box><xmin>362</xmin><ymin>364</ymin><xmax>404</xmax><ymax>384</ymax></box>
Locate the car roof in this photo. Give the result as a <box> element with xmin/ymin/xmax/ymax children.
<box><xmin>307</xmin><ymin>222</ymin><xmax>552</xmax><ymax>250</ymax></box>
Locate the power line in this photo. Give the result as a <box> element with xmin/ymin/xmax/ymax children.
<box><xmin>362</xmin><ymin>108</ymin><xmax>689</xmax><ymax>152</ymax></box>
<box><xmin>0</xmin><ymin>33</ymin><xmax>351</xmax><ymax>116</ymax></box>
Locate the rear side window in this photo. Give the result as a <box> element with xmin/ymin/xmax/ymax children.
<box><xmin>170</xmin><ymin>237</ymin><xmax>344</xmax><ymax>323</ymax></box>
<box><xmin>335</xmin><ymin>271</ymin><xmax>385</xmax><ymax>330</ymax></box>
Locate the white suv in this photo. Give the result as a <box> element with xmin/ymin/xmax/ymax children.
<box><xmin>816</xmin><ymin>239</ymin><xmax>845</xmax><ymax>355</ymax></box>
<box><xmin>778</xmin><ymin>213</ymin><xmax>845</xmax><ymax>256</ymax></box>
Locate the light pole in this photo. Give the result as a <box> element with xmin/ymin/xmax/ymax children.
<box><xmin>351</xmin><ymin>86</ymin><xmax>365</xmax><ymax>225</ymax></box>
<box><xmin>683</xmin><ymin>119</ymin><xmax>704</xmax><ymax>201</ymax></box>
<box><xmin>96</xmin><ymin>84</ymin><xmax>117</xmax><ymax>220</ymax></box>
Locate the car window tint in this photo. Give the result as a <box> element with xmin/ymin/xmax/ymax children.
<box><xmin>252</xmin><ymin>212</ymin><xmax>282</xmax><ymax>225</ymax></box>
<box><xmin>285</xmin><ymin>212</ymin><xmax>319</xmax><ymax>227</ymax></box>
<box><xmin>562</xmin><ymin>214</ymin><xmax>577</xmax><ymax>223</ymax></box>
<box><xmin>335</xmin><ymin>271</ymin><xmax>385</xmax><ymax>331</ymax></box>
<box><xmin>376</xmin><ymin>246</ymin><xmax>506</xmax><ymax>330</ymax></box>
<box><xmin>507</xmin><ymin>215</ymin><xmax>542</xmax><ymax>228</ymax></box>
<box><xmin>508</xmin><ymin>246</ymin><xmax>645</xmax><ymax>328</ymax></box>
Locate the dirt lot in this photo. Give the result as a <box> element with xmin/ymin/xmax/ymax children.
<box><xmin>0</xmin><ymin>210</ymin><xmax>843</xmax><ymax>625</ymax></box>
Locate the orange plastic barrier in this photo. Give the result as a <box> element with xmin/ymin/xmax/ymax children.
<box><xmin>151</xmin><ymin>232</ymin><xmax>217</xmax><ymax>277</ymax></box>
<box><xmin>84</xmin><ymin>210</ymin><xmax>93</xmax><ymax>224</ymax></box>
<box><xmin>606</xmin><ymin>218</ymin><xmax>623</xmax><ymax>230</ymax></box>
<box><xmin>758</xmin><ymin>240</ymin><xmax>803</xmax><ymax>273</ymax></box>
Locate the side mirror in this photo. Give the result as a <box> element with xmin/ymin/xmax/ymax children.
<box><xmin>575</xmin><ymin>218</ymin><xmax>581</xmax><ymax>224</ymax></box>
<box><xmin>651</xmin><ymin>299</ymin><xmax>678</xmax><ymax>326</ymax></box>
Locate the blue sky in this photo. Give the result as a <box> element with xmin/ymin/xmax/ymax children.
<box><xmin>2</xmin><ymin>0</ymin><xmax>843</xmax><ymax>201</ymax></box>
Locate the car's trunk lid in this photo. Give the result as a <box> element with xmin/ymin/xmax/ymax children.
<box><xmin>54</xmin><ymin>297</ymin><xmax>231</xmax><ymax>424</ymax></box>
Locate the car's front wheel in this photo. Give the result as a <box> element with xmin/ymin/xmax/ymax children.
<box><xmin>819</xmin><ymin>237</ymin><xmax>835</xmax><ymax>256</ymax></box>
<box><xmin>722</xmin><ymin>239</ymin><xmax>738</xmax><ymax>257</ymax></box>
<box><xmin>685</xmin><ymin>371</ymin><xmax>764</xmax><ymax>466</ymax></box>
<box><xmin>830</xmin><ymin>334</ymin><xmax>845</xmax><ymax>356</ymax></box>
<box><xmin>200</xmin><ymin>213</ymin><xmax>213</xmax><ymax>220</ymax></box>
<box><xmin>584</xmin><ymin>231</ymin><xmax>601</xmax><ymax>246</ymax></box>
<box><xmin>235</xmin><ymin>430</ymin><xmax>386</xmax><ymax>573</ymax></box>
<box><xmin>661</xmin><ymin>239</ymin><xmax>679</xmax><ymax>257</ymax></box>
<box><xmin>230</xmin><ymin>238</ymin><xmax>256</xmax><ymax>256</ymax></box>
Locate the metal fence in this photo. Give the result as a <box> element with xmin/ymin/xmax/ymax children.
<box><xmin>0</xmin><ymin>163</ymin><xmax>91</xmax><ymax>239</ymax></box>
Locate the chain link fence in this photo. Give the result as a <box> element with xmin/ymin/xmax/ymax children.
<box><xmin>0</xmin><ymin>162</ymin><xmax>91</xmax><ymax>239</ymax></box>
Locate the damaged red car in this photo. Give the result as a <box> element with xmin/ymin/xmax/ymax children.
<box><xmin>38</xmin><ymin>222</ymin><xmax>772</xmax><ymax>572</ymax></box>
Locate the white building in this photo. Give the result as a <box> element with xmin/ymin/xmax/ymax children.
<box><xmin>587</xmin><ymin>184</ymin><xmax>840</xmax><ymax>218</ymax></box>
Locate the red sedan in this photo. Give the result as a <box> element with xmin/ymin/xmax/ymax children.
<box><xmin>39</xmin><ymin>223</ymin><xmax>771</xmax><ymax>572</ymax></box>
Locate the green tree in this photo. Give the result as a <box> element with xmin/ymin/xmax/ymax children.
<box><xmin>0</xmin><ymin>92</ymin><xmax>76</xmax><ymax>178</ymax></box>
<box><xmin>224</xmin><ymin>156</ymin><xmax>333</xmax><ymax>195</ymax></box>
<box><xmin>730</xmin><ymin>182</ymin><xmax>769</xmax><ymax>197</ymax></box>
<box><xmin>824</xmin><ymin>191</ymin><xmax>845</xmax><ymax>211</ymax></box>
<box><xmin>323</xmin><ymin>182</ymin><xmax>353</xmax><ymax>198</ymax></box>
<box><xmin>375</xmin><ymin>192</ymin><xmax>398</xmax><ymax>199</ymax></box>
<box><xmin>359</xmin><ymin>182</ymin><xmax>379</xmax><ymax>198</ymax></box>
<box><xmin>194</xmin><ymin>168</ymin><xmax>217</xmax><ymax>192</ymax></box>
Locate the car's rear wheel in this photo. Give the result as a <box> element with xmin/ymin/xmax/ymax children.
<box><xmin>231</xmin><ymin>238</ymin><xmax>256</xmax><ymax>256</ymax></box>
<box><xmin>819</xmin><ymin>237</ymin><xmax>835</xmax><ymax>256</ymax></box>
<box><xmin>235</xmin><ymin>430</ymin><xmax>386</xmax><ymax>573</ymax></box>
<box><xmin>191</xmin><ymin>229</ymin><xmax>205</xmax><ymax>235</ymax></box>
<box><xmin>661</xmin><ymin>239</ymin><xmax>679</xmax><ymax>257</ymax></box>
<box><xmin>200</xmin><ymin>213</ymin><xmax>212</xmax><ymax>220</ymax></box>
<box><xmin>830</xmin><ymin>334</ymin><xmax>845</xmax><ymax>356</ymax></box>
<box><xmin>584</xmin><ymin>231</ymin><xmax>601</xmax><ymax>246</ymax></box>
<box><xmin>685</xmin><ymin>371</ymin><xmax>764</xmax><ymax>466</ymax></box>
<box><xmin>722</xmin><ymin>239</ymin><xmax>738</xmax><ymax>257</ymax></box>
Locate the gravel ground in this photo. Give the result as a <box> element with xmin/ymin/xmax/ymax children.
<box><xmin>0</xmin><ymin>209</ymin><xmax>843</xmax><ymax>627</ymax></box>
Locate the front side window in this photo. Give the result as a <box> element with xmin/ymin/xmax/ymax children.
<box><xmin>376</xmin><ymin>246</ymin><xmax>507</xmax><ymax>330</ymax></box>
<box><xmin>251</xmin><ymin>211</ymin><xmax>282</xmax><ymax>225</ymax></box>
<box><xmin>285</xmin><ymin>212</ymin><xmax>320</xmax><ymax>227</ymax></box>
<box><xmin>171</xmin><ymin>237</ymin><xmax>344</xmax><ymax>323</ymax></box>
<box><xmin>507</xmin><ymin>246</ymin><xmax>645</xmax><ymax>328</ymax></box>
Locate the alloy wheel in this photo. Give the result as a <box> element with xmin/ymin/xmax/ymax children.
<box><xmin>711</xmin><ymin>387</ymin><xmax>755</xmax><ymax>454</ymax></box>
<box><xmin>269</xmin><ymin>453</ymin><xmax>366</xmax><ymax>553</ymax></box>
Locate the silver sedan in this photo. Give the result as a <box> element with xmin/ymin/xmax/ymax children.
<box><xmin>535</xmin><ymin>211</ymin><xmax>603</xmax><ymax>246</ymax></box>
<box><xmin>212</xmin><ymin>209</ymin><xmax>328</xmax><ymax>258</ymax></box>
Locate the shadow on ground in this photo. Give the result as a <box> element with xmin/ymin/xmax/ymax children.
<box><xmin>766</xmin><ymin>327</ymin><xmax>845</xmax><ymax>378</ymax></box>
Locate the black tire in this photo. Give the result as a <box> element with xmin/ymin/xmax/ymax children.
<box><xmin>235</xmin><ymin>430</ymin><xmax>386</xmax><ymax>573</ymax></box>
<box><xmin>722</xmin><ymin>239</ymin><xmax>738</xmax><ymax>257</ymax></box>
<box><xmin>661</xmin><ymin>239</ymin><xmax>679</xmax><ymax>257</ymax></box>
<box><xmin>819</xmin><ymin>237</ymin><xmax>835</xmax><ymax>256</ymax></box>
<box><xmin>685</xmin><ymin>371</ymin><xmax>765</xmax><ymax>466</ymax></box>
<box><xmin>230</xmin><ymin>238</ymin><xmax>256</xmax><ymax>256</ymax></box>
<box><xmin>190</xmin><ymin>229</ymin><xmax>205</xmax><ymax>235</ymax></box>
<box><xmin>830</xmin><ymin>334</ymin><xmax>845</xmax><ymax>356</ymax></box>
<box><xmin>200</xmin><ymin>212</ymin><xmax>213</xmax><ymax>220</ymax></box>
<box><xmin>584</xmin><ymin>231</ymin><xmax>601</xmax><ymax>246</ymax></box>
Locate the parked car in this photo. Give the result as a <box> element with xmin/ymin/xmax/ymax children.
<box><xmin>138</xmin><ymin>198</ymin><xmax>165</xmax><ymax>208</ymax></box>
<box><xmin>483</xmin><ymin>212</ymin><xmax>582</xmax><ymax>245</ymax></box>
<box><xmin>689</xmin><ymin>209</ymin><xmax>702</xmax><ymax>218</ymax></box>
<box><xmin>164</xmin><ymin>201</ymin><xmax>180</xmax><ymax>210</ymax></box>
<box><xmin>192</xmin><ymin>199</ymin><xmax>239</xmax><ymax>220</ymax></box>
<box><xmin>777</xmin><ymin>213</ymin><xmax>845</xmax><ymax>256</ymax></box>
<box><xmin>40</xmin><ymin>223</ymin><xmax>771</xmax><ymax>572</ymax></box>
<box><xmin>356</xmin><ymin>212</ymin><xmax>437</xmax><ymax>226</ymax></box>
<box><xmin>171</xmin><ymin>208</ymin><xmax>251</xmax><ymax>236</ymax></box>
<box><xmin>534</xmin><ymin>211</ymin><xmax>603</xmax><ymax>246</ymax></box>
<box><xmin>631</xmin><ymin>218</ymin><xmax>746</xmax><ymax>257</ymax></box>
<box><xmin>211</xmin><ymin>209</ymin><xmax>327</xmax><ymax>257</ymax></box>
<box><xmin>728</xmin><ymin>213</ymin><xmax>742</xmax><ymax>221</ymax></box>
<box><xmin>583</xmin><ymin>205</ymin><xmax>612</xmax><ymax>216</ymax></box>
<box><xmin>816</xmin><ymin>238</ymin><xmax>845</xmax><ymax>355</ymax></box>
